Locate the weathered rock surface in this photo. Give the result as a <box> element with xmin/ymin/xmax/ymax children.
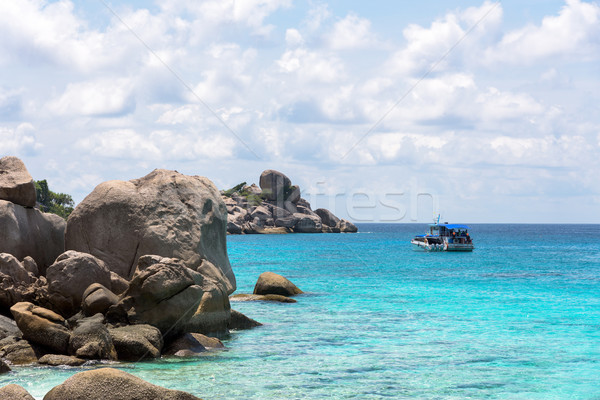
<box><xmin>46</xmin><ymin>251</ymin><xmax>112</xmax><ymax>317</ymax></box>
<box><xmin>0</xmin><ymin>254</ymin><xmax>43</xmax><ymax>313</ymax></box>
<box><xmin>0</xmin><ymin>156</ymin><xmax>36</xmax><ymax>208</ymax></box>
<box><xmin>228</xmin><ymin>310</ymin><xmax>262</xmax><ymax>330</ymax></box>
<box><xmin>340</xmin><ymin>219</ymin><xmax>358</xmax><ymax>233</ymax></box>
<box><xmin>0</xmin><ymin>339</ymin><xmax>44</xmax><ymax>365</ymax></box>
<box><xmin>253</xmin><ymin>272</ymin><xmax>303</xmax><ymax>297</ymax></box>
<box><xmin>0</xmin><ymin>359</ymin><xmax>10</xmax><ymax>373</ymax></box>
<box><xmin>259</xmin><ymin>170</ymin><xmax>291</xmax><ymax>201</ymax></box>
<box><xmin>0</xmin><ymin>384</ymin><xmax>35</xmax><ymax>400</ymax></box>
<box><xmin>108</xmin><ymin>324</ymin><xmax>163</xmax><ymax>361</ymax></box>
<box><xmin>10</xmin><ymin>302</ymin><xmax>70</xmax><ymax>354</ymax></box>
<box><xmin>293</xmin><ymin>213</ymin><xmax>322</xmax><ymax>233</ymax></box>
<box><xmin>43</xmin><ymin>368</ymin><xmax>202</xmax><ymax>400</ymax></box>
<box><xmin>230</xmin><ymin>294</ymin><xmax>297</xmax><ymax>303</ymax></box>
<box><xmin>0</xmin><ymin>200</ymin><xmax>66</xmax><ymax>275</ymax></box>
<box><xmin>111</xmin><ymin>257</ymin><xmax>204</xmax><ymax>338</ymax></box>
<box><xmin>315</xmin><ymin>208</ymin><xmax>340</xmax><ymax>228</ymax></box>
<box><xmin>38</xmin><ymin>354</ymin><xmax>86</xmax><ymax>366</ymax></box>
<box><xmin>65</xmin><ymin>169</ymin><xmax>235</xmax><ymax>295</ymax></box>
<box><xmin>0</xmin><ymin>314</ymin><xmax>20</xmax><ymax>339</ymax></box>
<box><xmin>82</xmin><ymin>283</ymin><xmax>119</xmax><ymax>316</ymax></box>
<box><xmin>68</xmin><ymin>314</ymin><xmax>116</xmax><ymax>360</ymax></box>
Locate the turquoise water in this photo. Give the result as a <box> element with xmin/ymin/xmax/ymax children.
<box><xmin>2</xmin><ymin>224</ymin><xmax>599</xmax><ymax>399</ymax></box>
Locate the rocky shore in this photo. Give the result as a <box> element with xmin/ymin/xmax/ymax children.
<box><xmin>0</xmin><ymin>156</ymin><xmax>270</xmax><ymax>398</ymax></box>
<box><xmin>223</xmin><ymin>169</ymin><xmax>358</xmax><ymax>234</ymax></box>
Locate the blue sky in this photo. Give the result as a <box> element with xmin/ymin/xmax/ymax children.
<box><xmin>1</xmin><ymin>0</ymin><xmax>598</xmax><ymax>223</ymax></box>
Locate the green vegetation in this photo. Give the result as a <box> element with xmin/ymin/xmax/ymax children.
<box><xmin>246</xmin><ymin>194</ymin><xmax>263</xmax><ymax>206</ymax></box>
<box><xmin>223</xmin><ymin>182</ymin><xmax>247</xmax><ymax>197</ymax></box>
<box><xmin>35</xmin><ymin>180</ymin><xmax>74</xmax><ymax>219</ymax></box>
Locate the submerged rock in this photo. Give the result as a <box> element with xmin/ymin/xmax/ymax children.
<box><xmin>230</xmin><ymin>294</ymin><xmax>297</xmax><ymax>303</ymax></box>
<box><xmin>164</xmin><ymin>333</ymin><xmax>224</xmax><ymax>357</ymax></box>
<box><xmin>228</xmin><ymin>310</ymin><xmax>262</xmax><ymax>331</ymax></box>
<box><xmin>43</xmin><ymin>368</ymin><xmax>202</xmax><ymax>400</ymax></box>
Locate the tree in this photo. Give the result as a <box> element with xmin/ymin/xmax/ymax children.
<box><xmin>34</xmin><ymin>179</ymin><xmax>74</xmax><ymax>219</ymax></box>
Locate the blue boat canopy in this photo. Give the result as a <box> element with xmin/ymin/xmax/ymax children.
<box><xmin>430</xmin><ymin>223</ymin><xmax>470</xmax><ymax>229</ymax></box>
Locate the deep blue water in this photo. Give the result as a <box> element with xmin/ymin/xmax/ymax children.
<box><xmin>2</xmin><ymin>224</ymin><xmax>600</xmax><ymax>399</ymax></box>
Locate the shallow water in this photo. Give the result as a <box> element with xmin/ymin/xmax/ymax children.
<box><xmin>2</xmin><ymin>224</ymin><xmax>599</xmax><ymax>399</ymax></box>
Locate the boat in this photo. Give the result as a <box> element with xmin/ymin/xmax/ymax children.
<box><xmin>411</xmin><ymin>218</ymin><xmax>474</xmax><ymax>252</ymax></box>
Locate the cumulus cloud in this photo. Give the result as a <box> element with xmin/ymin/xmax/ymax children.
<box><xmin>0</xmin><ymin>123</ymin><xmax>42</xmax><ymax>155</ymax></box>
<box><xmin>47</xmin><ymin>79</ymin><xmax>136</xmax><ymax>117</ymax></box>
<box><xmin>76</xmin><ymin>129</ymin><xmax>236</xmax><ymax>161</ymax></box>
<box><xmin>485</xmin><ymin>0</ymin><xmax>600</xmax><ymax>64</ymax></box>
<box><xmin>325</xmin><ymin>13</ymin><xmax>379</xmax><ymax>50</ymax></box>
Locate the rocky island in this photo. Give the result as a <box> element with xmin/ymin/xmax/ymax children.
<box><xmin>223</xmin><ymin>169</ymin><xmax>357</xmax><ymax>234</ymax></box>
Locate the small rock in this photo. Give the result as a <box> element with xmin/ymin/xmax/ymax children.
<box><xmin>0</xmin><ymin>359</ymin><xmax>11</xmax><ymax>373</ymax></box>
<box><xmin>164</xmin><ymin>333</ymin><xmax>224</xmax><ymax>357</ymax></box>
<box><xmin>81</xmin><ymin>284</ymin><xmax>119</xmax><ymax>317</ymax></box>
<box><xmin>339</xmin><ymin>219</ymin><xmax>358</xmax><ymax>233</ymax></box>
<box><xmin>254</xmin><ymin>272</ymin><xmax>303</xmax><ymax>297</ymax></box>
<box><xmin>314</xmin><ymin>208</ymin><xmax>340</xmax><ymax>228</ymax></box>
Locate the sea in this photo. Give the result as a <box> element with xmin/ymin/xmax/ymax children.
<box><xmin>2</xmin><ymin>223</ymin><xmax>599</xmax><ymax>399</ymax></box>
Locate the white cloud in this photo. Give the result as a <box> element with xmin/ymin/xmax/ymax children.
<box><xmin>326</xmin><ymin>13</ymin><xmax>378</xmax><ymax>50</ymax></box>
<box><xmin>276</xmin><ymin>48</ymin><xmax>345</xmax><ymax>83</ymax></box>
<box><xmin>485</xmin><ymin>0</ymin><xmax>600</xmax><ymax>64</ymax></box>
<box><xmin>47</xmin><ymin>79</ymin><xmax>135</xmax><ymax>117</ymax></box>
<box><xmin>76</xmin><ymin>129</ymin><xmax>236</xmax><ymax>161</ymax></box>
<box><xmin>0</xmin><ymin>123</ymin><xmax>42</xmax><ymax>155</ymax></box>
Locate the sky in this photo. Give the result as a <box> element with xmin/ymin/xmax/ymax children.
<box><xmin>0</xmin><ymin>0</ymin><xmax>599</xmax><ymax>223</ymax></box>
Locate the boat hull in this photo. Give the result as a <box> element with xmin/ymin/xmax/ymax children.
<box><xmin>411</xmin><ymin>239</ymin><xmax>474</xmax><ymax>252</ymax></box>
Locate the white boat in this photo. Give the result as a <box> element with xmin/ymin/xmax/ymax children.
<box><xmin>411</xmin><ymin>220</ymin><xmax>474</xmax><ymax>252</ymax></box>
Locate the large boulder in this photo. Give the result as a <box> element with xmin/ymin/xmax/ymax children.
<box><xmin>0</xmin><ymin>314</ymin><xmax>20</xmax><ymax>340</ymax></box>
<box><xmin>0</xmin><ymin>384</ymin><xmax>35</xmax><ymax>399</ymax></box>
<box><xmin>314</xmin><ymin>208</ymin><xmax>340</xmax><ymax>228</ymax></box>
<box><xmin>10</xmin><ymin>302</ymin><xmax>70</xmax><ymax>354</ymax></box>
<box><xmin>108</xmin><ymin>324</ymin><xmax>163</xmax><ymax>361</ymax></box>
<box><xmin>43</xmin><ymin>368</ymin><xmax>202</xmax><ymax>400</ymax></box>
<box><xmin>0</xmin><ymin>156</ymin><xmax>36</xmax><ymax>208</ymax></box>
<box><xmin>65</xmin><ymin>169</ymin><xmax>235</xmax><ymax>295</ymax></box>
<box><xmin>285</xmin><ymin>185</ymin><xmax>301</xmax><ymax>203</ymax></box>
<box><xmin>253</xmin><ymin>272</ymin><xmax>303</xmax><ymax>297</ymax></box>
<box><xmin>259</xmin><ymin>170</ymin><xmax>291</xmax><ymax>202</ymax></box>
<box><xmin>0</xmin><ymin>200</ymin><xmax>66</xmax><ymax>275</ymax></box>
<box><xmin>46</xmin><ymin>251</ymin><xmax>112</xmax><ymax>317</ymax></box>
<box><xmin>68</xmin><ymin>314</ymin><xmax>117</xmax><ymax>360</ymax></box>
